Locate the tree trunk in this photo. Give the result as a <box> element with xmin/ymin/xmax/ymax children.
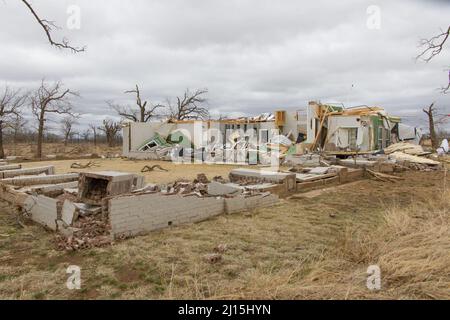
<box><xmin>425</xmin><ymin>110</ymin><xmax>438</xmax><ymax>149</ymax></box>
<box><xmin>107</xmin><ymin>133</ymin><xmax>114</xmax><ymax>147</ymax></box>
<box><xmin>13</xmin><ymin>127</ymin><xmax>17</xmax><ymax>155</ymax></box>
<box><xmin>64</xmin><ymin>132</ymin><xmax>69</xmax><ymax>146</ymax></box>
<box><xmin>428</xmin><ymin>114</ymin><xmax>438</xmax><ymax>149</ymax></box>
<box><xmin>36</xmin><ymin>115</ymin><xmax>44</xmax><ymax>159</ymax></box>
<box><xmin>0</xmin><ymin>121</ymin><xmax>4</xmax><ymax>159</ymax></box>
<box><xmin>140</xmin><ymin>108</ymin><xmax>145</xmax><ymax>122</ymax></box>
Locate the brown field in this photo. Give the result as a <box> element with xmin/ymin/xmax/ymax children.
<box><xmin>4</xmin><ymin>142</ymin><xmax>121</xmax><ymax>159</ymax></box>
<box><xmin>0</xmin><ymin>150</ymin><xmax>449</xmax><ymax>299</ymax></box>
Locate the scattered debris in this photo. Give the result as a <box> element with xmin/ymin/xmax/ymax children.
<box><xmin>195</xmin><ymin>173</ymin><xmax>209</xmax><ymax>184</ymax></box>
<box><xmin>204</xmin><ymin>253</ymin><xmax>222</xmax><ymax>264</ymax></box>
<box><xmin>437</xmin><ymin>139</ymin><xmax>449</xmax><ymax>156</ymax></box>
<box><xmin>389</xmin><ymin>152</ymin><xmax>440</xmax><ymax>166</ymax></box>
<box><xmin>367</xmin><ymin>169</ymin><xmax>404</xmax><ymax>183</ymax></box>
<box><xmin>70</xmin><ymin>161</ymin><xmax>99</xmax><ymax>169</ymax></box>
<box><xmin>384</xmin><ymin>142</ymin><xmax>428</xmax><ymax>156</ymax></box>
<box><xmin>214</xmin><ymin>244</ymin><xmax>228</xmax><ymax>253</ymax></box>
<box><xmin>141</xmin><ymin>164</ymin><xmax>168</xmax><ymax>172</ymax></box>
<box><xmin>55</xmin><ymin>214</ymin><xmax>112</xmax><ymax>251</ymax></box>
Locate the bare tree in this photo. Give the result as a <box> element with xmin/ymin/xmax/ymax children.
<box><xmin>31</xmin><ymin>80</ymin><xmax>78</xmax><ymax>158</ymax></box>
<box><xmin>169</xmin><ymin>88</ymin><xmax>209</xmax><ymax>121</ymax></box>
<box><xmin>0</xmin><ymin>86</ymin><xmax>28</xmax><ymax>158</ymax></box>
<box><xmin>89</xmin><ymin>123</ymin><xmax>98</xmax><ymax>146</ymax></box>
<box><xmin>423</xmin><ymin>103</ymin><xmax>438</xmax><ymax>149</ymax></box>
<box><xmin>109</xmin><ymin>85</ymin><xmax>164</xmax><ymax>122</ymax></box>
<box><xmin>21</xmin><ymin>0</ymin><xmax>85</xmax><ymax>53</ymax></box>
<box><xmin>60</xmin><ymin>116</ymin><xmax>78</xmax><ymax>146</ymax></box>
<box><xmin>81</xmin><ymin>129</ymin><xmax>91</xmax><ymax>142</ymax></box>
<box><xmin>98</xmin><ymin>119</ymin><xmax>121</xmax><ymax>147</ymax></box>
<box><xmin>10</xmin><ymin>114</ymin><xmax>28</xmax><ymax>153</ymax></box>
<box><xmin>417</xmin><ymin>26</ymin><xmax>450</xmax><ymax>93</ymax></box>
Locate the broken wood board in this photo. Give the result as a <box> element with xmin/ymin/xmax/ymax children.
<box><xmin>384</xmin><ymin>142</ymin><xmax>426</xmax><ymax>155</ymax></box>
<box><xmin>389</xmin><ymin>152</ymin><xmax>440</xmax><ymax>165</ymax></box>
<box><xmin>295</xmin><ymin>172</ymin><xmax>337</xmax><ymax>182</ymax></box>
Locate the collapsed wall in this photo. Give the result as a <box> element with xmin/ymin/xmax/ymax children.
<box><xmin>107</xmin><ymin>192</ymin><xmax>278</xmax><ymax>237</ymax></box>
<box><xmin>0</xmin><ymin>165</ymin><xmax>280</xmax><ymax>249</ymax></box>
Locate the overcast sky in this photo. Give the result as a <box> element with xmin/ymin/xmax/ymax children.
<box><xmin>0</xmin><ymin>0</ymin><xmax>449</xmax><ymax>131</ymax></box>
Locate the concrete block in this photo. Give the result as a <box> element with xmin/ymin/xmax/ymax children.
<box><xmin>308</xmin><ymin>167</ymin><xmax>330</xmax><ymax>174</ymax></box>
<box><xmin>1</xmin><ymin>173</ymin><xmax>79</xmax><ymax>186</ymax></box>
<box><xmin>108</xmin><ymin>193</ymin><xmax>225</xmax><ymax>237</ymax></box>
<box><xmin>78</xmin><ymin>171</ymin><xmax>140</xmax><ymax>205</ymax></box>
<box><xmin>225</xmin><ymin>194</ymin><xmax>279</xmax><ymax>214</ymax></box>
<box><xmin>284</xmin><ymin>154</ymin><xmax>320</xmax><ymax>166</ymax></box>
<box><xmin>0</xmin><ymin>166</ymin><xmax>55</xmax><ymax>179</ymax></box>
<box><xmin>0</xmin><ymin>164</ymin><xmax>22</xmax><ymax>171</ymax></box>
<box><xmin>207</xmin><ymin>181</ymin><xmax>241</xmax><ymax>196</ymax></box>
<box><xmin>25</xmin><ymin>195</ymin><xmax>58</xmax><ymax>230</ymax></box>
<box><xmin>29</xmin><ymin>181</ymin><xmax>78</xmax><ymax>196</ymax></box>
<box><xmin>61</xmin><ymin>200</ymin><xmax>76</xmax><ymax>226</ymax></box>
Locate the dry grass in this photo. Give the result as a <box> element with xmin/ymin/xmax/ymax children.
<box><xmin>4</xmin><ymin>142</ymin><xmax>121</xmax><ymax>159</ymax></box>
<box><xmin>0</xmin><ymin>160</ymin><xmax>448</xmax><ymax>299</ymax></box>
<box><xmin>284</xmin><ymin>189</ymin><xmax>450</xmax><ymax>299</ymax></box>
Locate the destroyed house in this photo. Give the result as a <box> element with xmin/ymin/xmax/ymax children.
<box><xmin>122</xmin><ymin>111</ymin><xmax>305</xmax><ymax>162</ymax></box>
<box><xmin>122</xmin><ymin>101</ymin><xmax>418</xmax><ymax>161</ymax></box>
<box><xmin>305</xmin><ymin>101</ymin><xmax>415</xmax><ymax>153</ymax></box>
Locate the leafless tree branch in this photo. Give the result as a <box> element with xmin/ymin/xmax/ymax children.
<box><xmin>60</xmin><ymin>116</ymin><xmax>78</xmax><ymax>146</ymax></box>
<box><xmin>110</xmin><ymin>85</ymin><xmax>164</xmax><ymax>122</ymax></box>
<box><xmin>417</xmin><ymin>26</ymin><xmax>450</xmax><ymax>62</ymax></box>
<box><xmin>0</xmin><ymin>85</ymin><xmax>28</xmax><ymax>158</ymax></box>
<box><xmin>31</xmin><ymin>79</ymin><xmax>78</xmax><ymax>158</ymax></box>
<box><xmin>417</xmin><ymin>26</ymin><xmax>450</xmax><ymax>94</ymax></box>
<box><xmin>98</xmin><ymin>119</ymin><xmax>121</xmax><ymax>147</ymax></box>
<box><xmin>169</xmin><ymin>88</ymin><xmax>209</xmax><ymax>121</ymax></box>
<box><xmin>21</xmin><ymin>0</ymin><xmax>85</xmax><ymax>53</ymax></box>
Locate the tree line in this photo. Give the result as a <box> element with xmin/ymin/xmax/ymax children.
<box><xmin>0</xmin><ymin>80</ymin><xmax>122</xmax><ymax>159</ymax></box>
<box><xmin>0</xmin><ymin>80</ymin><xmax>210</xmax><ymax>159</ymax></box>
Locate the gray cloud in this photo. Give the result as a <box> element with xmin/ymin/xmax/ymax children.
<box><xmin>0</xmin><ymin>0</ymin><xmax>449</xmax><ymax>132</ymax></box>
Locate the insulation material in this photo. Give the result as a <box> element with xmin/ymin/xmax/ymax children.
<box><xmin>384</xmin><ymin>142</ymin><xmax>425</xmax><ymax>155</ymax></box>
<box><xmin>389</xmin><ymin>152</ymin><xmax>440</xmax><ymax>165</ymax></box>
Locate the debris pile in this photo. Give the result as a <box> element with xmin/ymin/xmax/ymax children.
<box><xmin>383</xmin><ymin>142</ymin><xmax>429</xmax><ymax>156</ymax></box>
<box><xmin>0</xmin><ymin>165</ymin><xmax>281</xmax><ymax>250</ymax></box>
<box><xmin>70</xmin><ymin>161</ymin><xmax>100</xmax><ymax>169</ymax></box>
<box><xmin>55</xmin><ymin>214</ymin><xmax>112</xmax><ymax>251</ymax></box>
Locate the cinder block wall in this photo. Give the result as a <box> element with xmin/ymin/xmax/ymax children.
<box><xmin>108</xmin><ymin>192</ymin><xmax>279</xmax><ymax>237</ymax></box>
<box><xmin>225</xmin><ymin>194</ymin><xmax>279</xmax><ymax>214</ymax></box>
<box><xmin>108</xmin><ymin>193</ymin><xmax>225</xmax><ymax>237</ymax></box>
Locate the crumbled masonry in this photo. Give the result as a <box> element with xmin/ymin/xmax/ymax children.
<box><xmin>0</xmin><ymin>144</ymin><xmax>443</xmax><ymax>251</ymax></box>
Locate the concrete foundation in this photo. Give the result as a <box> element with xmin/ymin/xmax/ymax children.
<box><xmin>0</xmin><ymin>173</ymin><xmax>79</xmax><ymax>186</ymax></box>
<box><xmin>229</xmin><ymin>168</ymin><xmax>297</xmax><ymax>193</ymax></box>
<box><xmin>0</xmin><ymin>166</ymin><xmax>55</xmax><ymax>179</ymax></box>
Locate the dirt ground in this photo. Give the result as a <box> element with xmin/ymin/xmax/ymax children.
<box><xmin>0</xmin><ymin>157</ymin><xmax>449</xmax><ymax>299</ymax></box>
<box><xmin>20</xmin><ymin>158</ymin><xmax>248</xmax><ymax>184</ymax></box>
